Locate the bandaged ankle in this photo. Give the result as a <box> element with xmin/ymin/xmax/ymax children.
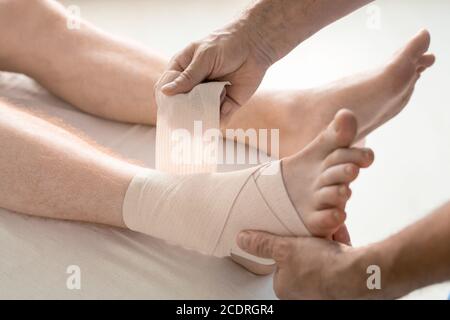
<box><xmin>123</xmin><ymin>80</ymin><xmax>309</xmax><ymax>260</ymax></box>
<box><xmin>122</xmin><ymin>161</ymin><xmax>309</xmax><ymax>258</ymax></box>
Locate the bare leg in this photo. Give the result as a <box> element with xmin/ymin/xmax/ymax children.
<box><xmin>0</xmin><ymin>0</ymin><xmax>165</xmax><ymax>124</ymax></box>
<box><xmin>0</xmin><ymin>96</ymin><xmax>372</xmax><ymax>256</ymax></box>
<box><xmin>0</xmin><ymin>98</ymin><xmax>138</xmax><ymax>227</ymax></box>
<box><xmin>0</xmin><ymin>0</ymin><xmax>434</xmax><ymax>157</ymax></box>
<box><xmin>0</xmin><ymin>95</ymin><xmax>372</xmax><ymax>239</ymax></box>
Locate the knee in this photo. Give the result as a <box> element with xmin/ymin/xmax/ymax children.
<box><xmin>0</xmin><ymin>0</ymin><xmax>33</xmax><ymax>28</ymax></box>
<box><xmin>0</xmin><ymin>0</ymin><xmax>66</xmax><ymax>35</ymax></box>
<box><xmin>0</xmin><ymin>0</ymin><xmax>30</xmax><ymax>14</ymax></box>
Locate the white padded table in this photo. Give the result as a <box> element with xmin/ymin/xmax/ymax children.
<box><xmin>0</xmin><ymin>72</ymin><xmax>276</xmax><ymax>299</ymax></box>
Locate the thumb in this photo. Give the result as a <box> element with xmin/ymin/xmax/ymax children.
<box><xmin>161</xmin><ymin>57</ymin><xmax>210</xmax><ymax>95</ymax></box>
<box><xmin>237</xmin><ymin>231</ymin><xmax>293</xmax><ymax>262</ymax></box>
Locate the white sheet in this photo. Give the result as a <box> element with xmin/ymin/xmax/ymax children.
<box><xmin>0</xmin><ymin>72</ymin><xmax>276</xmax><ymax>299</ymax></box>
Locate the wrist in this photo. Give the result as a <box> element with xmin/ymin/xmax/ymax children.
<box><xmin>354</xmin><ymin>244</ymin><xmax>391</xmax><ymax>299</ymax></box>
<box><xmin>226</xmin><ymin>15</ymin><xmax>276</xmax><ymax>70</ymax></box>
<box><xmin>347</xmin><ymin>242</ymin><xmax>404</xmax><ymax>300</ymax></box>
<box><xmin>323</xmin><ymin>247</ymin><xmax>369</xmax><ymax>299</ymax></box>
<box><xmin>240</xmin><ymin>0</ymin><xmax>309</xmax><ymax>65</ymax></box>
<box><xmin>324</xmin><ymin>245</ymin><xmax>392</xmax><ymax>299</ymax></box>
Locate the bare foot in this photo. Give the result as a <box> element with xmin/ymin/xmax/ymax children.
<box><xmin>312</xmin><ymin>30</ymin><xmax>435</xmax><ymax>139</ymax></box>
<box><xmin>244</xmin><ymin>30</ymin><xmax>435</xmax><ymax>157</ymax></box>
<box><xmin>232</xmin><ymin>109</ymin><xmax>373</xmax><ymax>275</ymax></box>
<box><xmin>282</xmin><ymin>109</ymin><xmax>374</xmax><ymax>237</ymax></box>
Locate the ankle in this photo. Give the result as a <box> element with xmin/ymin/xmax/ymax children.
<box><xmin>282</xmin><ymin>91</ymin><xmax>323</xmax><ymax>141</ymax></box>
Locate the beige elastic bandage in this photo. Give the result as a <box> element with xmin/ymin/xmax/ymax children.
<box><xmin>122</xmin><ymin>80</ymin><xmax>310</xmax><ymax>261</ymax></box>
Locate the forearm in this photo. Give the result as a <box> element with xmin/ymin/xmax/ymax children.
<box><xmin>361</xmin><ymin>202</ymin><xmax>450</xmax><ymax>299</ymax></box>
<box><xmin>242</xmin><ymin>0</ymin><xmax>373</xmax><ymax>63</ymax></box>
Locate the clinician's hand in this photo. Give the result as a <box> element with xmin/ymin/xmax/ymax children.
<box><xmin>158</xmin><ymin>0</ymin><xmax>375</xmax><ymax>121</ymax></box>
<box><xmin>236</xmin><ymin>231</ymin><xmax>368</xmax><ymax>299</ymax></box>
<box><xmin>159</xmin><ymin>22</ymin><xmax>273</xmax><ymax>120</ymax></box>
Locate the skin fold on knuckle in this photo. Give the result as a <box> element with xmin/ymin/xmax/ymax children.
<box><xmin>251</xmin><ymin>233</ymin><xmax>272</xmax><ymax>257</ymax></box>
<box><xmin>176</xmin><ymin>70</ymin><xmax>195</xmax><ymax>86</ymax></box>
<box><xmin>199</xmin><ymin>45</ymin><xmax>220</xmax><ymax>74</ymax></box>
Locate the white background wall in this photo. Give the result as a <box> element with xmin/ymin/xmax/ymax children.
<box><xmin>59</xmin><ymin>0</ymin><xmax>450</xmax><ymax>299</ymax></box>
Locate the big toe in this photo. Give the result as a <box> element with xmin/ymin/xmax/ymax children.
<box><xmin>405</xmin><ymin>29</ymin><xmax>431</xmax><ymax>60</ymax></box>
<box><xmin>309</xmin><ymin>109</ymin><xmax>358</xmax><ymax>158</ymax></box>
<box><xmin>333</xmin><ymin>109</ymin><xmax>358</xmax><ymax>145</ymax></box>
<box><xmin>387</xmin><ymin>30</ymin><xmax>433</xmax><ymax>92</ymax></box>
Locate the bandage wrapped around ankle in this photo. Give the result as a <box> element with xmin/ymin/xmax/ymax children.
<box><xmin>122</xmin><ymin>80</ymin><xmax>310</xmax><ymax>259</ymax></box>
<box><xmin>123</xmin><ymin>161</ymin><xmax>309</xmax><ymax>258</ymax></box>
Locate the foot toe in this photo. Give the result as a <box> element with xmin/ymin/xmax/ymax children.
<box><xmin>308</xmin><ymin>109</ymin><xmax>358</xmax><ymax>158</ymax></box>
<box><xmin>332</xmin><ymin>109</ymin><xmax>358</xmax><ymax>147</ymax></box>
<box><xmin>288</xmin><ymin>109</ymin><xmax>358</xmax><ymax>163</ymax></box>
<box><xmin>306</xmin><ymin>208</ymin><xmax>346</xmax><ymax>237</ymax></box>
<box><xmin>405</xmin><ymin>29</ymin><xmax>431</xmax><ymax>60</ymax></box>
<box><xmin>417</xmin><ymin>53</ymin><xmax>436</xmax><ymax>72</ymax></box>
<box><xmin>314</xmin><ymin>184</ymin><xmax>351</xmax><ymax>209</ymax></box>
<box><xmin>317</xmin><ymin>163</ymin><xmax>360</xmax><ymax>188</ymax></box>
<box><xmin>324</xmin><ymin>147</ymin><xmax>374</xmax><ymax>169</ymax></box>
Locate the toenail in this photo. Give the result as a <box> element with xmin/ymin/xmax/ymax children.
<box><xmin>333</xmin><ymin>210</ymin><xmax>341</xmax><ymax>221</ymax></box>
<box><xmin>339</xmin><ymin>185</ymin><xmax>347</xmax><ymax>196</ymax></box>
<box><xmin>364</xmin><ymin>150</ymin><xmax>372</xmax><ymax>160</ymax></box>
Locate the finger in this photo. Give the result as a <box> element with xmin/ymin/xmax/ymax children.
<box><xmin>237</xmin><ymin>231</ymin><xmax>293</xmax><ymax>262</ymax></box>
<box><xmin>166</xmin><ymin>43</ymin><xmax>197</xmax><ymax>72</ymax></box>
<box><xmin>219</xmin><ymin>70</ymin><xmax>263</xmax><ymax>116</ymax></box>
<box><xmin>161</xmin><ymin>53</ymin><xmax>211</xmax><ymax>95</ymax></box>
<box><xmin>332</xmin><ymin>224</ymin><xmax>352</xmax><ymax>246</ymax></box>
<box><xmin>155</xmin><ymin>70</ymin><xmax>182</xmax><ymax>92</ymax></box>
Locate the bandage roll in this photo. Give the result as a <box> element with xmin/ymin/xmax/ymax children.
<box><xmin>123</xmin><ymin>80</ymin><xmax>310</xmax><ymax>264</ymax></box>
<box><xmin>155</xmin><ymin>75</ymin><xmax>229</xmax><ymax>175</ymax></box>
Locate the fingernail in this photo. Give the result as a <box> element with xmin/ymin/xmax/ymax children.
<box><xmin>161</xmin><ymin>82</ymin><xmax>176</xmax><ymax>93</ymax></box>
<box><xmin>221</xmin><ymin>103</ymin><xmax>233</xmax><ymax>116</ymax></box>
